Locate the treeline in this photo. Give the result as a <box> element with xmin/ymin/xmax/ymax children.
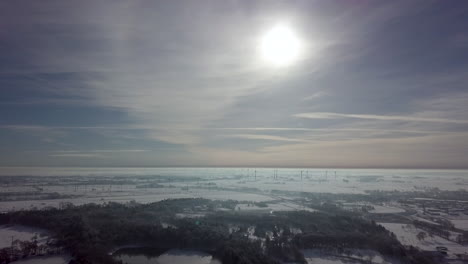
<box><xmin>0</xmin><ymin>199</ymin><xmax>268</xmax><ymax>264</ymax></box>
<box><xmin>413</xmin><ymin>220</ymin><xmax>450</xmax><ymax>239</ymax></box>
<box><xmin>456</xmin><ymin>231</ymin><xmax>468</xmax><ymax>244</ymax></box>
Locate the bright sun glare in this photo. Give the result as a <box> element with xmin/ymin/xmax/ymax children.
<box><xmin>260</xmin><ymin>24</ymin><xmax>301</xmax><ymax>67</ymax></box>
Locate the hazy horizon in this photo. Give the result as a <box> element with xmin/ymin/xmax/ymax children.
<box><xmin>1</xmin><ymin>166</ymin><xmax>468</xmax><ymax>170</ymax></box>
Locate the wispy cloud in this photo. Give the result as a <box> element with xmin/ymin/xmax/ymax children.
<box><xmin>45</xmin><ymin>149</ymin><xmax>151</xmax><ymax>153</ymax></box>
<box><xmin>223</xmin><ymin>134</ymin><xmax>308</xmax><ymax>143</ymax></box>
<box><xmin>46</xmin><ymin>149</ymin><xmax>151</xmax><ymax>158</ymax></box>
<box><xmin>0</xmin><ymin>125</ymin><xmax>53</xmax><ymax>131</ymax></box>
<box><xmin>213</xmin><ymin>127</ymin><xmax>454</xmax><ymax>134</ymax></box>
<box><xmin>301</xmin><ymin>92</ymin><xmax>327</xmax><ymax>101</ymax></box>
<box><xmin>294</xmin><ymin>112</ymin><xmax>468</xmax><ymax>124</ymax></box>
<box><xmin>49</xmin><ymin>153</ymin><xmax>103</xmax><ymax>158</ymax></box>
<box><xmin>1</xmin><ymin>1</ymin><xmax>468</xmax><ymax>167</ymax></box>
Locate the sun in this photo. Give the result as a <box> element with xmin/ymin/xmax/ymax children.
<box><xmin>260</xmin><ymin>24</ymin><xmax>301</xmax><ymax>67</ymax></box>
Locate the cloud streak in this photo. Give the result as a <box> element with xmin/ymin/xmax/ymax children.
<box><xmin>223</xmin><ymin>134</ymin><xmax>308</xmax><ymax>143</ymax></box>
<box><xmin>49</xmin><ymin>153</ymin><xmax>103</xmax><ymax>158</ymax></box>
<box><xmin>294</xmin><ymin>112</ymin><xmax>468</xmax><ymax>124</ymax></box>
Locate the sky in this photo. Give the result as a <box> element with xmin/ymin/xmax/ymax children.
<box><xmin>1</xmin><ymin>0</ymin><xmax>468</xmax><ymax>168</ymax></box>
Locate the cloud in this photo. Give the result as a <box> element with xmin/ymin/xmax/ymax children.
<box><xmin>46</xmin><ymin>149</ymin><xmax>151</xmax><ymax>158</ymax></box>
<box><xmin>223</xmin><ymin>134</ymin><xmax>308</xmax><ymax>143</ymax></box>
<box><xmin>294</xmin><ymin>112</ymin><xmax>468</xmax><ymax>124</ymax></box>
<box><xmin>213</xmin><ymin>127</ymin><xmax>451</xmax><ymax>134</ymax></box>
<box><xmin>49</xmin><ymin>153</ymin><xmax>103</xmax><ymax>158</ymax></box>
<box><xmin>45</xmin><ymin>149</ymin><xmax>150</xmax><ymax>153</ymax></box>
<box><xmin>301</xmin><ymin>92</ymin><xmax>327</xmax><ymax>101</ymax></box>
<box><xmin>252</xmin><ymin>132</ymin><xmax>468</xmax><ymax>169</ymax></box>
<box><xmin>2</xmin><ymin>1</ymin><xmax>468</xmax><ymax>167</ymax></box>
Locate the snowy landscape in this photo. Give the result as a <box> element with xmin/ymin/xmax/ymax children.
<box><xmin>1</xmin><ymin>167</ymin><xmax>468</xmax><ymax>263</ymax></box>
<box><xmin>3</xmin><ymin>0</ymin><xmax>468</xmax><ymax>263</ymax></box>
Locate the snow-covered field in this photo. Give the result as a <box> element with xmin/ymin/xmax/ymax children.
<box><xmin>305</xmin><ymin>256</ymin><xmax>354</xmax><ymax>264</ymax></box>
<box><xmin>411</xmin><ymin>216</ymin><xmax>441</xmax><ymax>226</ymax></box>
<box><xmin>1</xmin><ymin>167</ymin><xmax>467</xmax><ymax>191</ymax></box>
<box><xmin>114</xmin><ymin>249</ymin><xmax>221</xmax><ymax>264</ymax></box>
<box><xmin>0</xmin><ymin>225</ymin><xmax>49</xmax><ymax>248</ymax></box>
<box><xmin>370</xmin><ymin>205</ymin><xmax>405</xmax><ymax>214</ymax></box>
<box><xmin>11</xmin><ymin>255</ymin><xmax>71</xmax><ymax>264</ymax></box>
<box><xmin>378</xmin><ymin>223</ymin><xmax>468</xmax><ymax>257</ymax></box>
<box><xmin>0</xmin><ymin>167</ymin><xmax>467</xmax><ymax>213</ymax></box>
<box><xmin>342</xmin><ymin>203</ymin><xmax>406</xmax><ymax>214</ymax></box>
<box><xmin>0</xmin><ymin>188</ymin><xmax>273</xmax><ymax>212</ymax></box>
<box><xmin>1</xmin><ymin>168</ymin><xmax>467</xmax><ymax>263</ymax></box>
<box><xmin>235</xmin><ymin>201</ymin><xmax>316</xmax><ymax>213</ymax></box>
<box><xmin>451</xmin><ymin>219</ymin><xmax>468</xmax><ymax>231</ymax></box>
<box><xmin>302</xmin><ymin>249</ymin><xmax>398</xmax><ymax>264</ymax></box>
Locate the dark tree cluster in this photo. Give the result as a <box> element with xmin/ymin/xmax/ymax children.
<box><xmin>0</xmin><ymin>198</ymin><xmax>439</xmax><ymax>264</ymax></box>
<box><xmin>412</xmin><ymin>220</ymin><xmax>451</xmax><ymax>239</ymax></box>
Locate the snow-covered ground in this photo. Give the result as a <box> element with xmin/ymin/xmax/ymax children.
<box><xmin>451</xmin><ymin>219</ymin><xmax>468</xmax><ymax>231</ymax></box>
<box><xmin>411</xmin><ymin>215</ymin><xmax>441</xmax><ymax>226</ymax></box>
<box><xmin>1</xmin><ymin>167</ymin><xmax>467</xmax><ymax>191</ymax></box>
<box><xmin>378</xmin><ymin>223</ymin><xmax>468</xmax><ymax>257</ymax></box>
<box><xmin>370</xmin><ymin>205</ymin><xmax>405</xmax><ymax>214</ymax></box>
<box><xmin>1</xmin><ymin>168</ymin><xmax>467</xmax><ymax>213</ymax></box>
<box><xmin>0</xmin><ymin>188</ymin><xmax>273</xmax><ymax>212</ymax></box>
<box><xmin>11</xmin><ymin>255</ymin><xmax>71</xmax><ymax>264</ymax></box>
<box><xmin>235</xmin><ymin>201</ymin><xmax>316</xmax><ymax>213</ymax></box>
<box><xmin>303</xmin><ymin>249</ymin><xmax>399</xmax><ymax>264</ymax></box>
<box><xmin>342</xmin><ymin>202</ymin><xmax>406</xmax><ymax>214</ymax></box>
<box><xmin>114</xmin><ymin>249</ymin><xmax>221</xmax><ymax>264</ymax></box>
<box><xmin>0</xmin><ymin>225</ymin><xmax>49</xmax><ymax>248</ymax></box>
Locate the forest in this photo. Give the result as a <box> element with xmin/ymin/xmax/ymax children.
<box><xmin>0</xmin><ymin>198</ymin><xmax>439</xmax><ymax>264</ymax></box>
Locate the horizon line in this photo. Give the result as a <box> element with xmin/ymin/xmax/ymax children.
<box><xmin>0</xmin><ymin>166</ymin><xmax>467</xmax><ymax>170</ymax></box>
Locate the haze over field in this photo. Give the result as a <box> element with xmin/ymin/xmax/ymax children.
<box><xmin>1</xmin><ymin>0</ymin><xmax>468</xmax><ymax>168</ymax></box>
